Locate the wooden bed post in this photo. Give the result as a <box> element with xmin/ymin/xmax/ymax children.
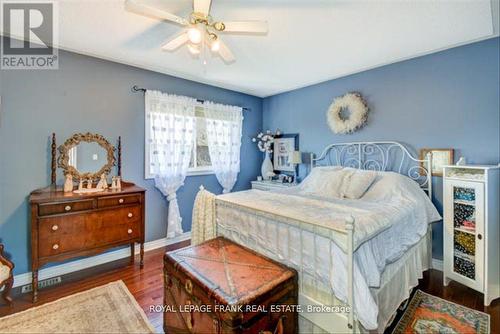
<box><xmin>345</xmin><ymin>215</ymin><xmax>355</xmax><ymax>333</ymax></box>
<box><xmin>117</xmin><ymin>136</ymin><xmax>122</xmax><ymax>177</ymax></box>
<box><xmin>51</xmin><ymin>133</ymin><xmax>57</xmax><ymax>186</ymax></box>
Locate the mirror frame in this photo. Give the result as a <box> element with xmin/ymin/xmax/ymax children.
<box><xmin>57</xmin><ymin>132</ymin><xmax>116</xmax><ymax>180</ymax></box>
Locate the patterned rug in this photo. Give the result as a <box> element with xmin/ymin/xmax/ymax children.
<box><xmin>392</xmin><ymin>290</ymin><xmax>490</xmax><ymax>334</ymax></box>
<box><xmin>0</xmin><ymin>281</ymin><xmax>155</xmax><ymax>333</ymax></box>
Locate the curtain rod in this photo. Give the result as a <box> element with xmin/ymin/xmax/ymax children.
<box><xmin>131</xmin><ymin>85</ymin><xmax>251</xmax><ymax>112</ymax></box>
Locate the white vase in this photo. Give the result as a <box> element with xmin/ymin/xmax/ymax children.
<box><xmin>261</xmin><ymin>152</ymin><xmax>274</xmax><ymax>180</ymax></box>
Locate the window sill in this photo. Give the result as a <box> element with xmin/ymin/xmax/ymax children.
<box><xmin>187</xmin><ymin>170</ymin><xmax>215</xmax><ymax>177</ymax></box>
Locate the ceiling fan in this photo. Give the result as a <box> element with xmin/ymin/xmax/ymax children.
<box><xmin>124</xmin><ymin>0</ymin><xmax>268</xmax><ymax>64</ymax></box>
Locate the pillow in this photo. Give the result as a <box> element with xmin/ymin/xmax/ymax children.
<box><xmin>299</xmin><ymin>166</ymin><xmax>346</xmax><ymax>198</ymax></box>
<box><xmin>362</xmin><ymin>171</ymin><xmax>417</xmax><ymax>200</ymax></box>
<box><xmin>362</xmin><ymin>171</ymin><xmax>442</xmax><ymax>222</ymax></box>
<box><xmin>341</xmin><ymin>168</ymin><xmax>377</xmax><ymax>199</ymax></box>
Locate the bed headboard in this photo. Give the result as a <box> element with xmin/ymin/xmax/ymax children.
<box><xmin>310</xmin><ymin>141</ymin><xmax>433</xmax><ymax>199</ymax></box>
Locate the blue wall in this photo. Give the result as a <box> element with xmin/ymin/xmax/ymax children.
<box><xmin>0</xmin><ymin>46</ymin><xmax>263</xmax><ymax>275</ymax></box>
<box><xmin>263</xmin><ymin>37</ymin><xmax>500</xmax><ymax>260</ymax></box>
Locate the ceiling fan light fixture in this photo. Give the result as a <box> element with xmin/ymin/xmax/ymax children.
<box><xmin>210</xmin><ymin>39</ymin><xmax>220</xmax><ymax>52</ymax></box>
<box><xmin>187</xmin><ymin>43</ymin><xmax>201</xmax><ymax>55</ymax></box>
<box><xmin>127</xmin><ymin>0</ymin><xmax>269</xmax><ymax>65</ymax></box>
<box><xmin>187</xmin><ymin>26</ymin><xmax>203</xmax><ymax>44</ymax></box>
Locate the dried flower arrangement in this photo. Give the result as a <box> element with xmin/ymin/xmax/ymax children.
<box><xmin>252</xmin><ymin>129</ymin><xmax>281</xmax><ymax>153</ymax></box>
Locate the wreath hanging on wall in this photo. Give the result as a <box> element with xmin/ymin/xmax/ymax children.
<box><xmin>327</xmin><ymin>92</ymin><xmax>369</xmax><ymax>134</ymax></box>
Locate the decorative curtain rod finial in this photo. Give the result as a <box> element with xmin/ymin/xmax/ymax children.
<box><xmin>132</xmin><ymin>85</ymin><xmax>146</xmax><ymax>93</ymax></box>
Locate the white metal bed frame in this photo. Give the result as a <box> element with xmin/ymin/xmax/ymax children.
<box><xmin>307</xmin><ymin>141</ymin><xmax>432</xmax><ymax>332</ymax></box>
<box><xmin>215</xmin><ymin>141</ymin><xmax>434</xmax><ymax>333</ymax></box>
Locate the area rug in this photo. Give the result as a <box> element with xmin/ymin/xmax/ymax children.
<box><xmin>0</xmin><ymin>281</ymin><xmax>155</xmax><ymax>333</ymax></box>
<box><xmin>392</xmin><ymin>290</ymin><xmax>490</xmax><ymax>334</ymax></box>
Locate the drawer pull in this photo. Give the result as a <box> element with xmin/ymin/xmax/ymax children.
<box><xmin>185</xmin><ymin>279</ymin><xmax>193</xmax><ymax>294</ymax></box>
<box><xmin>65</xmin><ymin>205</ymin><xmax>72</xmax><ymax>211</ymax></box>
<box><xmin>52</xmin><ymin>225</ymin><xmax>59</xmax><ymax>231</ymax></box>
<box><xmin>118</xmin><ymin>198</ymin><xmax>124</xmax><ymax>204</ymax></box>
<box><xmin>52</xmin><ymin>244</ymin><xmax>59</xmax><ymax>250</ymax></box>
<box><xmin>127</xmin><ymin>229</ymin><xmax>133</xmax><ymax>234</ymax></box>
<box><xmin>128</xmin><ymin>213</ymin><xmax>133</xmax><ymax>218</ymax></box>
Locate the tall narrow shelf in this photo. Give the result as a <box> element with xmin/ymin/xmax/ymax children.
<box><xmin>443</xmin><ymin>165</ymin><xmax>499</xmax><ymax>306</ymax></box>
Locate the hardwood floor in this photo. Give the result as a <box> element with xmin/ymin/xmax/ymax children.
<box><xmin>1</xmin><ymin>242</ymin><xmax>498</xmax><ymax>333</ymax></box>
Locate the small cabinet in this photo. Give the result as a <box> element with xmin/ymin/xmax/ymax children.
<box><xmin>443</xmin><ymin>165</ymin><xmax>499</xmax><ymax>306</ymax></box>
<box><xmin>443</xmin><ymin>180</ymin><xmax>484</xmax><ymax>291</ymax></box>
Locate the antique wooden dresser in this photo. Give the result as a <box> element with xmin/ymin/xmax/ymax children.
<box><xmin>164</xmin><ymin>237</ymin><xmax>298</xmax><ymax>333</ymax></box>
<box><xmin>29</xmin><ymin>133</ymin><xmax>146</xmax><ymax>302</ymax></box>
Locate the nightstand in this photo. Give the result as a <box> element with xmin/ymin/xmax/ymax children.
<box><xmin>251</xmin><ymin>180</ymin><xmax>296</xmax><ymax>191</ymax></box>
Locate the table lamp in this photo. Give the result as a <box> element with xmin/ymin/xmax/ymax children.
<box><xmin>291</xmin><ymin>151</ymin><xmax>302</xmax><ymax>184</ymax></box>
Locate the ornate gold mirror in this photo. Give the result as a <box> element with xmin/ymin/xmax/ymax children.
<box><xmin>57</xmin><ymin>133</ymin><xmax>116</xmax><ymax>180</ymax></box>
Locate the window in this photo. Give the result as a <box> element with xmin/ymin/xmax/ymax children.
<box><xmin>188</xmin><ymin>107</ymin><xmax>213</xmax><ymax>175</ymax></box>
<box><xmin>145</xmin><ymin>106</ymin><xmax>213</xmax><ymax>179</ymax></box>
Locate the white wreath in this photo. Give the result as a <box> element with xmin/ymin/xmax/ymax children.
<box><xmin>327</xmin><ymin>92</ymin><xmax>368</xmax><ymax>134</ymax></box>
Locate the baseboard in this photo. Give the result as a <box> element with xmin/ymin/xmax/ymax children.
<box><xmin>432</xmin><ymin>258</ymin><xmax>443</xmax><ymax>271</ymax></box>
<box><xmin>13</xmin><ymin>232</ymin><xmax>191</xmax><ymax>288</ymax></box>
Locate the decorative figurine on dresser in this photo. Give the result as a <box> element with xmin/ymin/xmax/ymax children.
<box><xmin>0</xmin><ymin>244</ymin><xmax>14</xmax><ymax>305</ymax></box>
<box><xmin>443</xmin><ymin>165</ymin><xmax>499</xmax><ymax>306</ymax></box>
<box><xmin>29</xmin><ymin>133</ymin><xmax>146</xmax><ymax>303</ymax></box>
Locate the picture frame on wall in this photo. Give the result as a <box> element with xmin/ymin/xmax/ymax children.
<box><xmin>419</xmin><ymin>148</ymin><xmax>454</xmax><ymax>176</ymax></box>
<box><xmin>273</xmin><ymin>134</ymin><xmax>299</xmax><ymax>174</ymax></box>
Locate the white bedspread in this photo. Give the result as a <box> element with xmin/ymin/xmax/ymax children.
<box><xmin>215</xmin><ymin>172</ymin><xmax>441</xmax><ymax>330</ymax></box>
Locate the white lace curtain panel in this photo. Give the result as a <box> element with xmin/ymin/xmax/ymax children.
<box><xmin>146</xmin><ymin>90</ymin><xmax>243</xmax><ymax>238</ymax></box>
<box><xmin>146</xmin><ymin>90</ymin><xmax>197</xmax><ymax>239</ymax></box>
<box><xmin>203</xmin><ymin>101</ymin><xmax>243</xmax><ymax>194</ymax></box>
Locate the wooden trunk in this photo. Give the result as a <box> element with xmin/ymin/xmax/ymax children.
<box><xmin>163</xmin><ymin>237</ymin><xmax>298</xmax><ymax>334</ymax></box>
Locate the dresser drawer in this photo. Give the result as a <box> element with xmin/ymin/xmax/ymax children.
<box><xmin>97</xmin><ymin>206</ymin><xmax>142</xmax><ymax>245</ymax></box>
<box><xmin>97</xmin><ymin>194</ymin><xmax>141</xmax><ymax>208</ymax></box>
<box><xmin>38</xmin><ymin>199</ymin><xmax>94</xmax><ymax>216</ymax></box>
<box><xmin>38</xmin><ymin>206</ymin><xmax>142</xmax><ymax>258</ymax></box>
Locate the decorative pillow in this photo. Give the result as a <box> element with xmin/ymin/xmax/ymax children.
<box><xmin>342</xmin><ymin>169</ymin><xmax>377</xmax><ymax>199</ymax></box>
<box><xmin>299</xmin><ymin>166</ymin><xmax>347</xmax><ymax>199</ymax></box>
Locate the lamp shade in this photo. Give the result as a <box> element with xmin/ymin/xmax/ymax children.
<box><xmin>290</xmin><ymin>151</ymin><xmax>302</xmax><ymax>164</ymax></box>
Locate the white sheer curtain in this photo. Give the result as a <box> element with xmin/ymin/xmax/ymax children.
<box><xmin>146</xmin><ymin>90</ymin><xmax>198</xmax><ymax>238</ymax></box>
<box><xmin>203</xmin><ymin>101</ymin><xmax>243</xmax><ymax>193</ymax></box>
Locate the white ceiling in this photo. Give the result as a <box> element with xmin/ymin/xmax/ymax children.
<box><xmin>4</xmin><ymin>0</ymin><xmax>498</xmax><ymax>97</ymax></box>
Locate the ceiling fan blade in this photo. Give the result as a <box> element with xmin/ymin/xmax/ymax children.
<box><xmin>217</xmin><ymin>39</ymin><xmax>235</xmax><ymax>63</ymax></box>
<box><xmin>125</xmin><ymin>0</ymin><xmax>188</xmax><ymax>26</ymax></box>
<box><xmin>161</xmin><ymin>32</ymin><xmax>189</xmax><ymax>51</ymax></box>
<box><xmin>217</xmin><ymin>21</ymin><xmax>268</xmax><ymax>33</ymax></box>
<box><xmin>193</xmin><ymin>0</ymin><xmax>211</xmax><ymax>17</ymax></box>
